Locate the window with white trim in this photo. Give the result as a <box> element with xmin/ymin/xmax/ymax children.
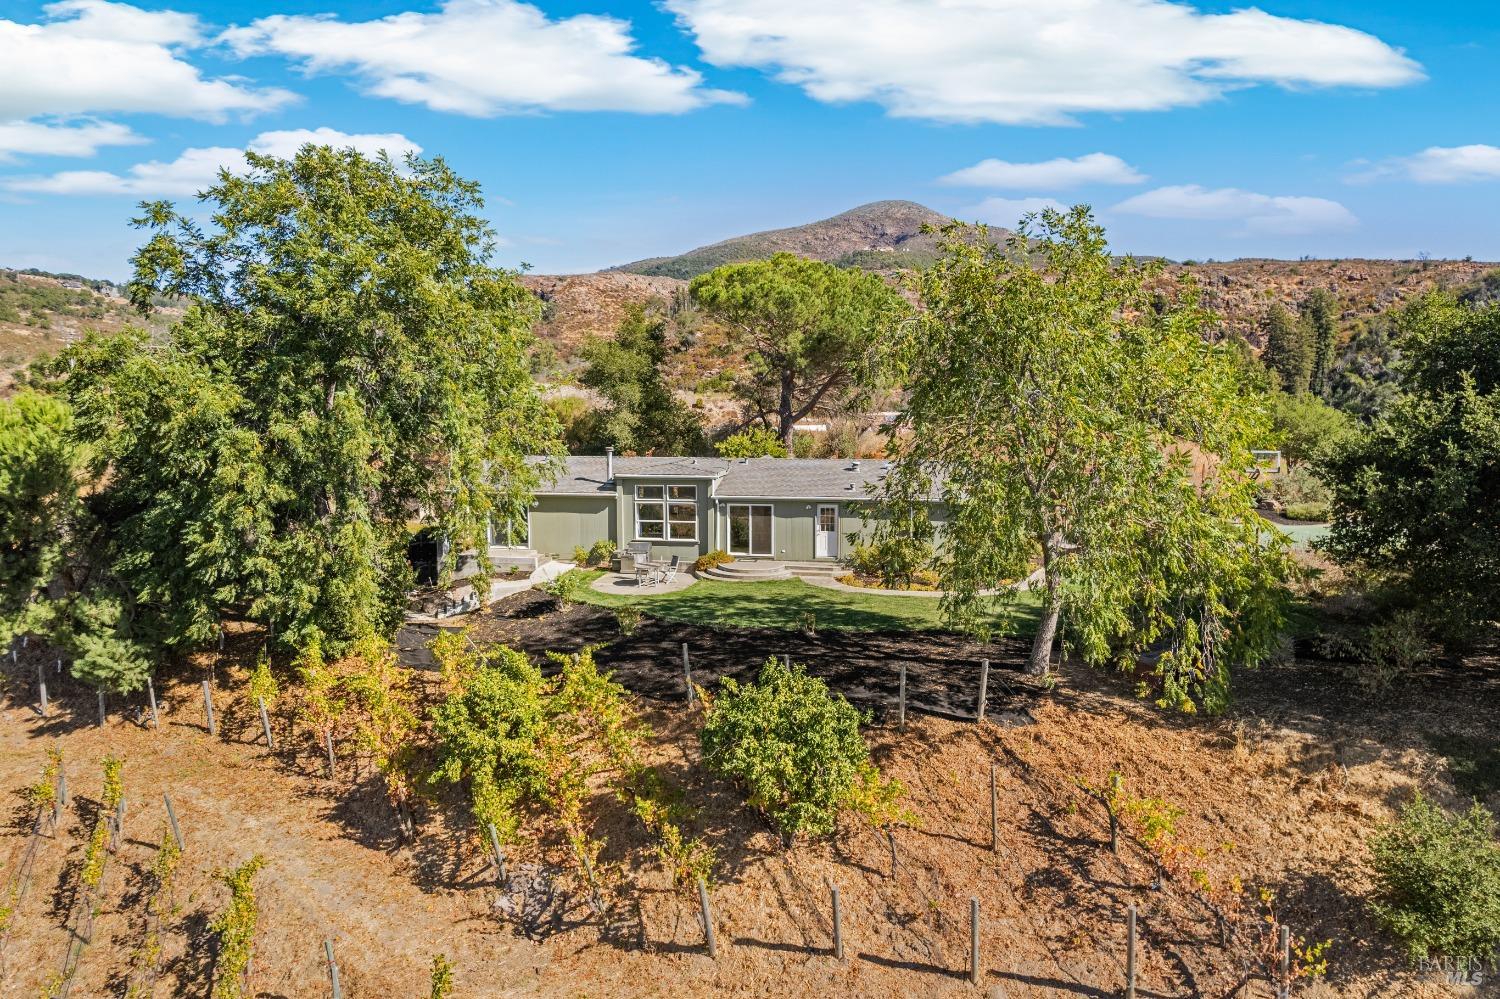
<box><xmin>635</xmin><ymin>483</ymin><xmax>696</xmax><ymax>541</ymax></box>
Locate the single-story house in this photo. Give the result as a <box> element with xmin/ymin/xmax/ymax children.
<box><xmin>489</xmin><ymin>451</ymin><xmax>943</xmax><ymax>565</ymax></box>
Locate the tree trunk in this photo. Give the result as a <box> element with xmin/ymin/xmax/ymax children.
<box><xmin>1027</xmin><ymin>535</ymin><xmax>1063</xmax><ymax>676</ymax></box>
<box><xmin>777</xmin><ymin>369</ymin><xmax>796</xmax><ymax>452</ymax></box>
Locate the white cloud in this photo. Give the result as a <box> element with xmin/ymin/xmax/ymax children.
<box><xmin>941</xmin><ymin>154</ymin><xmax>1145</xmax><ymax>189</ymax></box>
<box><xmin>222</xmin><ymin>0</ymin><xmax>745</xmax><ymax>116</ymax></box>
<box><xmin>0</xmin><ymin>0</ymin><xmax>294</xmax><ymax>122</ymax></box>
<box><xmin>1356</xmin><ymin>144</ymin><xmax>1500</xmax><ymax>184</ymax></box>
<box><xmin>6</xmin><ymin>128</ymin><xmax>422</xmax><ymax>196</ymax></box>
<box><xmin>666</xmin><ymin>0</ymin><xmax>1421</xmax><ymax>125</ymax></box>
<box><xmin>964</xmin><ymin>197</ymin><xmax>1068</xmax><ymax>227</ymax></box>
<box><xmin>0</xmin><ymin>119</ymin><xmax>145</xmax><ymax>162</ymax></box>
<box><xmin>1111</xmin><ymin>185</ymin><xmax>1357</xmax><ymax>236</ymax></box>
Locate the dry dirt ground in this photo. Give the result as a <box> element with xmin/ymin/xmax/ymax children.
<box><xmin>1</xmin><ymin>595</ymin><xmax>1495</xmax><ymax>998</ymax></box>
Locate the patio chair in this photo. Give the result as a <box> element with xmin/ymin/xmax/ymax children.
<box><xmin>659</xmin><ymin>555</ymin><xmax>680</xmax><ymax>585</ymax></box>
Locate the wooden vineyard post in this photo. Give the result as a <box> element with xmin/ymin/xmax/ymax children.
<box><xmin>990</xmin><ymin>764</ymin><xmax>999</xmax><ymax>852</ymax></box>
<box><xmin>782</xmin><ymin>653</ymin><xmax>790</xmax><ymax>667</ymax></box>
<box><xmin>1125</xmin><ymin>904</ymin><xmax>1137</xmax><ymax>999</ymax></box>
<box><xmin>37</xmin><ymin>662</ymin><xmax>48</xmax><ymax>717</ymax></box>
<box><xmin>257</xmin><ymin>697</ymin><xmax>275</xmax><ymax>750</ymax></box>
<box><xmin>97</xmin><ymin>691</ymin><xmax>106</xmax><ymax>727</ymax></box>
<box><xmin>681</xmin><ymin>643</ymin><xmax>695</xmax><ymax>705</ymax></box>
<box><xmin>201</xmin><ymin>681</ymin><xmax>216</xmax><ymax>736</ymax></box>
<box><xmin>696</xmin><ymin>877</ymin><xmax>717</xmax><ymax>959</ymax></box>
<box><xmin>897</xmin><ymin>663</ymin><xmax>907</xmax><ymax>730</ymax></box>
<box><xmin>164</xmin><ymin>793</ymin><xmax>185</xmax><ymax>851</ymax></box>
<box><xmin>146</xmin><ymin>677</ymin><xmax>159</xmax><ymax>729</ymax></box>
<box><xmin>976</xmin><ymin>659</ymin><xmax>990</xmax><ymax>723</ymax></box>
<box><xmin>324</xmin><ymin>939</ymin><xmax>342</xmax><ymax>999</ymax></box>
<box><xmin>969</xmin><ymin>897</ymin><xmax>981</xmax><ymax>985</ymax></box>
<box><xmin>1277</xmin><ymin>925</ymin><xmax>1290</xmax><ymax>999</ymax></box>
<box><xmin>830</xmin><ymin>884</ymin><xmax>844</xmax><ymax>960</ymax></box>
<box><xmin>109</xmin><ymin>796</ymin><xmax>126</xmax><ymax>853</ymax></box>
<box><xmin>325</xmin><ymin>731</ymin><xmax>336</xmax><ymax>778</ymax></box>
<box><xmin>487</xmin><ymin>822</ymin><xmax>507</xmax><ymax>885</ymax></box>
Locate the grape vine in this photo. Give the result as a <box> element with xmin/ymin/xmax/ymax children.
<box><xmin>208</xmin><ymin>855</ymin><xmax>266</xmax><ymax>999</ymax></box>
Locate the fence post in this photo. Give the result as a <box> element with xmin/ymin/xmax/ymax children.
<box><xmin>110</xmin><ymin>796</ymin><xmax>126</xmax><ymax>852</ymax></box>
<box><xmin>696</xmin><ymin>877</ymin><xmax>717</xmax><ymax>959</ymax></box>
<box><xmin>201</xmin><ymin>680</ymin><xmax>216</xmax><ymax>736</ymax></box>
<box><xmin>1277</xmin><ymin>925</ymin><xmax>1290</xmax><ymax>999</ymax></box>
<box><xmin>324</xmin><ymin>939</ymin><xmax>342</xmax><ymax>999</ymax></box>
<box><xmin>969</xmin><ymin>896</ymin><xmax>981</xmax><ymax>985</ymax></box>
<box><xmin>164</xmin><ymin>793</ymin><xmax>185</xmax><ymax>851</ymax></box>
<box><xmin>487</xmin><ymin>822</ymin><xmax>507</xmax><ymax>884</ymax></box>
<box><xmin>325</xmin><ymin>730</ymin><xmax>336</xmax><ymax>778</ymax></box>
<box><xmin>57</xmin><ymin>765</ymin><xmax>68</xmax><ymax>808</ymax></box>
<box><xmin>897</xmin><ymin>663</ymin><xmax>907</xmax><ymax>730</ymax></box>
<box><xmin>990</xmin><ymin>763</ymin><xmax>999</xmax><ymax>852</ymax></box>
<box><xmin>146</xmin><ymin>677</ymin><xmax>159</xmax><ymax>730</ymax></box>
<box><xmin>976</xmin><ymin>658</ymin><xmax>989</xmax><ymax>723</ymax></box>
<box><xmin>1126</xmin><ymin>904</ymin><xmax>1138</xmax><ymax>999</ymax></box>
<box><xmin>830</xmin><ymin>884</ymin><xmax>844</xmax><ymax>960</ymax></box>
<box><xmin>97</xmin><ymin>691</ymin><xmax>106</xmax><ymax>728</ymax></box>
<box><xmin>257</xmin><ymin>697</ymin><xmax>275</xmax><ymax>750</ymax></box>
<box><xmin>37</xmin><ymin>662</ymin><xmax>48</xmax><ymax>717</ymax></box>
<box><xmin>681</xmin><ymin>643</ymin><xmax>695</xmax><ymax>705</ymax></box>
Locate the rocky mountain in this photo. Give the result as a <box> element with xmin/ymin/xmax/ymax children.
<box><xmin>1161</xmin><ymin>257</ymin><xmax>1496</xmax><ymax>347</ymax></box>
<box><xmin>0</xmin><ymin>268</ymin><xmax>178</xmax><ymax>393</ymax></box>
<box><xmin>612</xmin><ymin>200</ymin><xmax>956</xmax><ymax>280</ymax></box>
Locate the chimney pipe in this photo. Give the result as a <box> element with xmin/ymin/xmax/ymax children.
<box><xmin>605</xmin><ymin>446</ymin><xmax>615</xmax><ymax>482</ymax></box>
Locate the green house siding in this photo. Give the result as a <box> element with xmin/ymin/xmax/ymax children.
<box><xmin>708</xmin><ymin>499</ymin><xmax>865</xmax><ymax>561</ymax></box>
<box><xmin>529</xmin><ymin>495</ymin><xmax>614</xmax><ymax>557</ymax></box>
<box><xmin>527</xmin><ymin>476</ymin><xmax>948</xmax><ymax>565</ymax></box>
<box><xmin>616</xmin><ymin>475</ymin><xmax>717</xmax><ymax>562</ymax></box>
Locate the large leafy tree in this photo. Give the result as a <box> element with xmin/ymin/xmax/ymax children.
<box><xmin>0</xmin><ymin>392</ymin><xmax>84</xmax><ymax>645</ymax></box>
<box><xmin>37</xmin><ymin>145</ymin><xmax>560</xmax><ymax>662</ymax></box>
<box><xmin>575</xmin><ymin>303</ymin><xmax>704</xmax><ymax>455</ymax></box>
<box><xmin>690</xmin><ymin>253</ymin><xmax>909</xmax><ymax>449</ymax></box>
<box><xmin>1269</xmin><ymin>391</ymin><xmax>1354</xmax><ymax>466</ymax></box>
<box><xmin>880</xmin><ymin>208</ymin><xmax>1295</xmax><ymax>712</ymax></box>
<box><xmin>1319</xmin><ymin>293</ymin><xmax>1500</xmax><ymax>632</ymax></box>
<box><xmin>0</xmin><ymin>389</ymin><xmax>154</xmax><ymax>692</ymax></box>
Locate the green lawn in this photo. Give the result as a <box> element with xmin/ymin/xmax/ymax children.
<box><xmin>570</xmin><ymin>570</ymin><xmax>1040</xmax><ymax>634</ymax></box>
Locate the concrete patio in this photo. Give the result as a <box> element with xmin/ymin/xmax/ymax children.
<box><xmin>588</xmin><ymin>568</ymin><xmax>699</xmax><ymax>595</ymax></box>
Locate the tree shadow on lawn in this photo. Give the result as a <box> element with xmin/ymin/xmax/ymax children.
<box><xmin>472</xmin><ymin>588</ymin><xmax>1042</xmax><ymax>724</ymax></box>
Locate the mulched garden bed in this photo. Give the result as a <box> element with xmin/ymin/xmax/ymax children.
<box><xmin>446</xmin><ymin>588</ymin><xmax>1039</xmax><ymax>725</ymax></box>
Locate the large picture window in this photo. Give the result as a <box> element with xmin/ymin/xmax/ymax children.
<box><xmin>636</xmin><ymin>484</ymin><xmax>696</xmax><ymax>541</ymax></box>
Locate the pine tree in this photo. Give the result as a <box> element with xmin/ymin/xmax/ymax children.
<box><xmin>1262</xmin><ymin>303</ymin><xmax>1312</xmax><ymax>394</ymax></box>
<box><xmin>1302</xmin><ymin>289</ymin><xmax>1339</xmax><ymax>395</ymax></box>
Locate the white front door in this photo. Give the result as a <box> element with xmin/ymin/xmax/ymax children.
<box><xmin>815</xmin><ymin>505</ymin><xmax>838</xmax><ymax>558</ymax></box>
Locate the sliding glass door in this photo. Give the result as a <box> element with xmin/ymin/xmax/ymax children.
<box><xmin>727</xmin><ymin>504</ymin><xmax>774</xmax><ymax>557</ymax></box>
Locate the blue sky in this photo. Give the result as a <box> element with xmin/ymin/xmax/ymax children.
<box><xmin>1</xmin><ymin>0</ymin><xmax>1498</xmax><ymax>279</ymax></box>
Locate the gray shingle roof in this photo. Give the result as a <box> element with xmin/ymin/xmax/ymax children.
<box><xmin>718</xmin><ymin>457</ymin><xmax>893</xmax><ymax>499</ymax></box>
<box><xmin>533</xmin><ymin>455</ymin><xmax>911</xmax><ymax>500</ymax></box>
<box><xmin>534</xmin><ymin>455</ymin><xmax>727</xmax><ymax>495</ymax></box>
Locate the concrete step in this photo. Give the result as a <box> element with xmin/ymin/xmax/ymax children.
<box><xmin>702</xmin><ymin>560</ymin><xmax>793</xmax><ymax>581</ymax></box>
<box><xmin>780</xmin><ymin>561</ymin><xmax>843</xmax><ymax>577</ymax></box>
